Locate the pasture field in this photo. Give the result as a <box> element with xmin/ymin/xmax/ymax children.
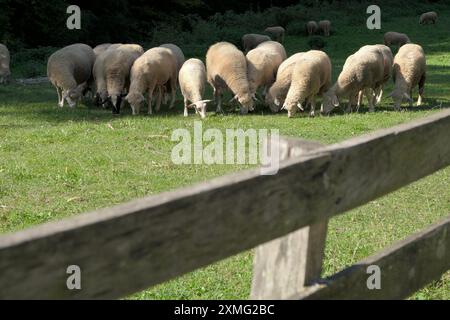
<box><xmin>0</xmin><ymin>9</ymin><xmax>449</xmax><ymax>299</ymax></box>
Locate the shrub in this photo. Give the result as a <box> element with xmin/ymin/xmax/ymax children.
<box><xmin>308</xmin><ymin>36</ymin><xmax>326</xmax><ymax>50</ymax></box>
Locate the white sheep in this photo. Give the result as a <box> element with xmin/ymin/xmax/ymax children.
<box><xmin>242</xmin><ymin>34</ymin><xmax>271</xmax><ymax>53</ymax></box>
<box><xmin>264</xmin><ymin>26</ymin><xmax>285</xmax><ymax>43</ymax></box>
<box><xmin>388</xmin><ymin>43</ymin><xmax>426</xmax><ymax>110</ymax></box>
<box><xmin>419</xmin><ymin>11</ymin><xmax>438</xmax><ymax>24</ymax></box>
<box><xmin>246</xmin><ymin>41</ymin><xmax>287</xmax><ymax>98</ymax></box>
<box><xmin>384</xmin><ymin>32</ymin><xmax>410</xmax><ymax>48</ymax></box>
<box><xmin>318</xmin><ymin>20</ymin><xmax>331</xmax><ymax>37</ymax></box>
<box><xmin>47</xmin><ymin>43</ymin><xmax>96</xmax><ymax>108</ymax></box>
<box><xmin>101</xmin><ymin>44</ymin><xmax>144</xmax><ymax>114</ymax></box>
<box><xmin>158</xmin><ymin>44</ymin><xmax>185</xmax><ymax>108</ymax></box>
<box><xmin>125</xmin><ymin>47</ymin><xmax>178</xmax><ymax>115</ymax></box>
<box><xmin>356</xmin><ymin>44</ymin><xmax>394</xmax><ymax>108</ymax></box>
<box><xmin>282</xmin><ymin>50</ymin><xmax>332</xmax><ymax>118</ymax></box>
<box><xmin>179</xmin><ymin>58</ymin><xmax>211</xmax><ymax>119</ymax></box>
<box><xmin>0</xmin><ymin>44</ymin><xmax>11</xmax><ymax>84</ymax></box>
<box><xmin>265</xmin><ymin>52</ymin><xmax>305</xmax><ymax>112</ymax></box>
<box><xmin>206</xmin><ymin>42</ymin><xmax>255</xmax><ymax>114</ymax></box>
<box><xmin>322</xmin><ymin>45</ymin><xmax>385</xmax><ymax>114</ymax></box>
<box><xmin>92</xmin><ymin>43</ymin><xmax>123</xmax><ymax>105</ymax></box>
<box><xmin>306</xmin><ymin>21</ymin><xmax>318</xmax><ymax>36</ymax></box>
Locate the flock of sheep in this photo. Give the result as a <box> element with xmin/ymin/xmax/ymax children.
<box><xmin>0</xmin><ymin>11</ymin><xmax>438</xmax><ymax>118</ymax></box>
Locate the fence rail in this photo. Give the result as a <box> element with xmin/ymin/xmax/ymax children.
<box><xmin>0</xmin><ymin>109</ymin><xmax>449</xmax><ymax>299</ymax></box>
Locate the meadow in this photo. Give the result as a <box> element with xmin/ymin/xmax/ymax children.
<box><xmin>0</xmin><ymin>5</ymin><xmax>449</xmax><ymax>299</ymax></box>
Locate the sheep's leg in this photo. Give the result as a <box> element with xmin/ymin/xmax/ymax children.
<box><xmin>214</xmin><ymin>88</ymin><xmax>223</xmax><ymax>113</ymax></box>
<box><xmin>169</xmin><ymin>80</ymin><xmax>176</xmax><ymax>109</ymax></box>
<box><xmin>356</xmin><ymin>90</ymin><xmax>363</xmax><ymax>111</ymax></box>
<box><xmin>147</xmin><ymin>88</ymin><xmax>154</xmax><ymax>115</ymax></box>
<box><xmin>156</xmin><ymin>86</ymin><xmax>162</xmax><ymax>112</ymax></box>
<box><xmin>375</xmin><ymin>86</ymin><xmax>383</xmax><ymax>105</ymax></box>
<box><xmin>365</xmin><ymin>89</ymin><xmax>375</xmax><ymax>112</ymax></box>
<box><xmin>55</xmin><ymin>86</ymin><xmax>63</xmax><ymax>107</ymax></box>
<box><xmin>418</xmin><ymin>74</ymin><xmax>426</xmax><ymax>106</ymax></box>
<box><xmin>309</xmin><ymin>96</ymin><xmax>316</xmax><ymax>117</ymax></box>
<box><xmin>409</xmin><ymin>89</ymin><xmax>413</xmax><ymax>107</ymax></box>
<box><xmin>183</xmin><ymin>98</ymin><xmax>189</xmax><ymax>117</ymax></box>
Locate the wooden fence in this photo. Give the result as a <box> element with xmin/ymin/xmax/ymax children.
<box><xmin>0</xmin><ymin>109</ymin><xmax>449</xmax><ymax>299</ymax></box>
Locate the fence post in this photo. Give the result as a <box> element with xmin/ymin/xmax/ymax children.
<box><xmin>250</xmin><ymin>137</ymin><xmax>328</xmax><ymax>299</ymax></box>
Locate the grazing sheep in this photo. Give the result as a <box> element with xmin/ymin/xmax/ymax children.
<box><xmin>318</xmin><ymin>20</ymin><xmax>331</xmax><ymax>37</ymax></box>
<box><xmin>242</xmin><ymin>34</ymin><xmax>271</xmax><ymax>53</ymax></box>
<box><xmin>47</xmin><ymin>43</ymin><xmax>96</xmax><ymax>108</ymax></box>
<box><xmin>102</xmin><ymin>44</ymin><xmax>144</xmax><ymax>114</ymax></box>
<box><xmin>246</xmin><ymin>41</ymin><xmax>287</xmax><ymax>98</ymax></box>
<box><xmin>265</xmin><ymin>52</ymin><xmax>305</xmax><ymax>112</ymax></box>
<box><xmin>0</xmin><ymin>44</ymin><xmax>11</xmax><ymax>84</ymax></box>
<box><xmin>159</xmin><ymin>43</ymin><xmax>185</xmax><ymax>72</ymax></box>
<box><xmin>388</xmin><ymin>43</ymin><xmax>426</xmax><ymax>110</ymax></box>
<box><xmin>91</xmin><ymin>43</ymin><xmax>123</xmax><ymax>104</ymax></box>
<box><xmin>264</xmin><ymin>26</ymin><xmax>285</xmax><ymax>43</ymax></box>
<box><xmin>357</xmin><ymin>44</ymin><xmax>394</xmax><ymax>108</ymax></box>
<box><xmin>125</xmin><ymin>47</ymin><xmax>177</xmax><ymax>115</ymax></box>
<box><xmin>93</xmin><ymin>43</ymin><xmax>112</xmax><ymax>57</ymax></box>
<box><xmin>419</xmin><ymin>11</ymin><xmax>438</xmax><ymax>24</ymax></box>
<box><xmin>282</xmin><ymin>50</ymin><xmax>331</xmax><ymax>118</ymax></box>
<box><xmin>206</xmin><ymin>42</ymin><xmax>255</xmax><ymax>114</ymax></box>
<box><xmin>306</xmin><ymin>21</ymin><xmax>318</xmax><ymax>36</ymax></box>
<box><xmin>158</xmin><ymin>44</ymin><xmax>185</xmax><ymax>107</ymax></box>
<box><xmin>322</xmin><ymin>45</ymin><xmax>384</xmax><ymax>114</ymax></box>
<box><xmin>179</xmin><ymin>58</ymin><xmax>211</xmax><ymax>119</ymax></box>
<box><xmin>383</xmin><ymin>32</ymin><xmax>410</xmax><ymax>47</ymax></box>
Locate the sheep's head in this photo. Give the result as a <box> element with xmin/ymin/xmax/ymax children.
<box><xmin>125</xmin><ymin>92</ymin><xmax>145</xmax><ymax>115</ymax></box>
<box><xmin>388</xmin><ymin>89</ymin><xmax>412</xmax><ymax>110</ymax></box>
<box><xmin>321</xmin><ymin>90</ymin><xmax>339</xmax><ymax>115</ymax></box>
<box><xmin>282</xmin><ymin>101</ymin><xmax>304</xmax><ymax>118</ymax></box>
<box><xmin>188</xmin><ymin>100</ymin><xmax>212</xmax><ymax>119</ymax></box>
<box><xmin>62</xmin><ymin>88</ymin><xmax>82</xmax><ymax>108</ymax></box>
<box><xmin>265</xmin><ymin>87</ymin><xmax>283</xmax><ymax>113</ymax></box>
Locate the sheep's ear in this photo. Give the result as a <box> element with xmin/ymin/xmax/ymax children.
<box><xmin>228</xmin><ymin>95</ymin><xmax>238</xmax><ymax>104</ymax></box>
<box><xmin>403</xmin><ymin>92</ymin><xmax>413</xmax><ymax>102</ymax></box>
<box><xmin>281</xmin><ymin>103</ymin><xmax>287</xmax><ymax>110</ymax></box>
<box><xmin>332</xmin><ymin>95</ymin><xmax>339</xmax><ymax>107</ymax></box>
<box><xmin>274</xmin><ymin>98</ymin><xmax>280</xmax><ymax>106</ymax></box>
<box><xmin>252</xmin><ymin>94</ymin><xmax>260</xmax><ymax>102</ymax></box>
<box><xmin>297</xmin><ymin>103</ymin><xmax>304</xmax><ymax>111</ymax></box>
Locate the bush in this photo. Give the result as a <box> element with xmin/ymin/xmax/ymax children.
<box><xmin>308</xmin><ymin>36</ymin><xmax>326</xmax><ymax>50</ymax></box>
<box><xmin>286</xmin><ymin>21</ymin><xmax>305</xmax><ymax>36</ymax></box>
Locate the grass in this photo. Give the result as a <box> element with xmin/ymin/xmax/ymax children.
<box><xmin>1</xmin><ymin>6</ymin><xmax>450</xmax><ymax>300</ymax></box>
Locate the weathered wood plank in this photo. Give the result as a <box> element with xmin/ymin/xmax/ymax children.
<box><xmin>251</xmin><ymin>138</ymin><xmax>329</xmax><ymax>299</ymax></box>
<box><xmin>295</xmin><ymin>215</ymin><xmax>450</xmax><ymax>300</ymax></box>
<box><xmin>0</xmin><ymin>109</ymin><xmax>449</xmax><ymax>299</ymax></box>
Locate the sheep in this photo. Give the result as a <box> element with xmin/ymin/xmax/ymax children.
<box><xmin>383</xmin><ymin>32</ymin><xmax>410</xmax><ymax>48</ymax></box>
<box><xmin>206</xmin><ymin>42</ymin><xmax>255</xmax><ymax>114</ymax></box>
<box><xmin>246</xmin><ymin>41</ymin><xmax>287</xmax><ymax>99</ymax></box>
<box><xmin>93</xmin><ymin>43</ymin><xmax>112</xmax><ymax>57</ymax></box>
<box><xmin>159</xmin><ymin>43</ymin><xmax>185</xmax><ymax>72</ymax></box>
<box><xmin>125</xmin><ymin>47</ymin><xmax>177</xmax><ymax>115</ymax></box>
<box><xmin>306</xmin><ymin>21</ymin><xmax>318</xmax><ymax>36</ymax></box>
<box><xmin>265</xmin><ymin>52</ymin><xmax>305</xmax><ymax>112</ymax></box>
<box><xmin>158</xmin><ymin>44</ymin><xmax>185</xmax><ymax>107</ymax></box>
<box><xmin>264</xmin><ymin>26</ymin><xmax>285</xmax><ymax>43</ymax></box>
<box><xmin>419</xmin><ymin>11</ymin><xmax>438</xmax><ymax>24</ymax></box>
<box><xmin>242</xmin><ymin>34</ymin><xmax>271</xmax><ymax>53</ymax></box>
<box><xmin>282</xmin><ymin>50</ymin><xmax>331</xmax><ymax>118</ymax></box>
<box><xmin>179</xmin><ymin>58</ymin><xmax>211</xmax><ymax>119</ymax></box>
<box><xmin>47</xmin><ymin>43</ymin><xmax>96</xmax><ymax>108</ymax></box>
<box><xmin>318</xmin><ymin>20</ymin><xmax>331</xmax><ymax>37</ymax></box>
<box><xmin>388</xmin><ymin>43</ymin><xmax>426</xmax><ymax>110</ymax></box>
<box><xmin>356</xmin><ymin>44</ymin><xmax>394</xmax><ymax>108</ymax></box>
<box><xmin>0</xmin><ymin>44</ymin><xmax>11</xmax><ymax>84</ymax></box>
<box><xmin>322</xmin><ymin>45</ymin><xmax>385</xmax><ymax>114</ymax></box>
<box><xmin>100</xmin><ymin>44</ymin><xmax>144</xmax><ymax>114</ymax></box>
